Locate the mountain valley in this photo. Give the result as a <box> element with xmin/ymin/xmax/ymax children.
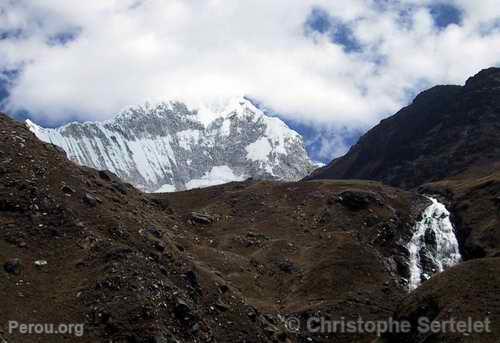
<box><xmin>1</xmin><ymin>68</ymin><xmax>500</xmax><ymax>343</ymax></box>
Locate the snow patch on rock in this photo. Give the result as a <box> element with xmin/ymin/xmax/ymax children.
<box><xmin>246</xmin><ymin>138</ymin><xmax>272</xmax><ymax>162</ymax></box>
<box><xmin>185</xmin><ymin>166</ymin><xmax>246</xmax><ymax>190</ymax></box>
<box><xmin>154</xmin><ymin>184</ymin><xmax>177</xmax><ymax>193</ymax></box>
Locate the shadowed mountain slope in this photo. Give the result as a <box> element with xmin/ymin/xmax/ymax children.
<box><xmin>307</xmin><ymin>68</ymin><xmax>500</xmax><ymax>189</ymax></box>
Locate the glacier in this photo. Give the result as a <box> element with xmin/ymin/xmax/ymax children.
<box><xmin>26</xmin><ymin>97</ymin><xmax>314</xmax><ymax>192</ymax></box>
<box><xmin>407</xmin><ymin>197</ymin><xmax>462</xmax><ymax>291</ymax></box>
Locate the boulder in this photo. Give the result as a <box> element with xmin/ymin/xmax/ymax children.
<box><xmin>4</xmin><ymin>258</ymin><xmax>22</xmax><ymax>275</ymax></box>
<box><xmin>83</xmin><ymin>193</ymin><xmax>99</xmax><ymax>207</ymax></box>
<box><xmin>337</xmin><ymin>190</ymin><xmax>381</xmax><ymax>210</ymax></box>
<box><xmin>189</xmin><ymin>212</ymin><xmax>214</xmax><ymax>225</ymax></box>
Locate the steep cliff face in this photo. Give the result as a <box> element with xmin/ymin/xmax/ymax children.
<box><xmin>307</xmin><ymin>68</ymin><xmax>500</xmax><ymax>189</ymax></box>
<box><xmin>27</xmin><ymin>97</ymin><xmax>314</xmax><ymax>192</ymax></box>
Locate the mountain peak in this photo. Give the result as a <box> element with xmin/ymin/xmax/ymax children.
<box><xmin>464</xmin><ymin>66</ymin><xmax>500</xmax><ymax>90</ymax></box>
<box><xmin>26</xmin><ymin>98</ymin><xmax>314</xmax><ymax>192</ymax></box>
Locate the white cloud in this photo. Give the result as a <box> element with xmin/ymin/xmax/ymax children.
<box><xmin>1</xmin><ymin>0</ymin><xmax>500</xmax><ymax>146</ymax></box>
<box><xmin>317</xmin><ymin>134</ymin><xmax>351</xmax><ymax>161</ymax></box>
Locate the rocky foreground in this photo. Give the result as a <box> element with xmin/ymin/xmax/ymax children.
<box><xmin>0</xmin><ymin>112</ymin><xmax>422</xmax><ymax>342</ymax></box>
<box><xmin>1</xmin><ymin>107</ymin><xmax>499</xmax><ymax>343</ymax></box>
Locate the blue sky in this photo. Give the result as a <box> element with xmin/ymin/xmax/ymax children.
<box><xmin>305</xmin><ymin>7</ymin><xmax>363</xmax><ymax>53</ymax></box>
<box><xmin>1</xmin><ymin>1</ymin><xmax>500</xmax><ymax>163</ymax></box>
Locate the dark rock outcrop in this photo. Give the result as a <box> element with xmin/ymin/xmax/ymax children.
<box><xmin>307</xmin><ymin>68</ymin><xmax>500</xmax><ymax>189</ymax></box>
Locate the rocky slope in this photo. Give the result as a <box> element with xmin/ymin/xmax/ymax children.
<box><xmin>377</xmin><ymin>258</ymin><xmax>500</xmax><ymax>343</ymax></box>
<box><xmin>1</xmin><ymin>112</ymin><xmax>277</xmax><ymax>342</ymax></box>
<box><xmin>26</xmin><ymin>97</ymin><xmax>314</xmax><ymax>192</ymax></box>
<box><xmin>307</xmin><ymin>68</ymin><xmax>500</xmax><ymax>189</ymax></box>
<box><xmin>1</xmin><ymin>112</ymin><xmax>440</xmax><ymax>343</ymax></box>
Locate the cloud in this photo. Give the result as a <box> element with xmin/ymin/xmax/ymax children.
<box><xmin>1</xmin><ymin>0</ymin><xmax>500</xmax><ymax>160</ymax></box>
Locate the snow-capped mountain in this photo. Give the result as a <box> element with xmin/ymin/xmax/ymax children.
<box><xmin>26</xmin><ymin>97</ymin><xmax>314</xmax><ymax>192</ymax></box>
